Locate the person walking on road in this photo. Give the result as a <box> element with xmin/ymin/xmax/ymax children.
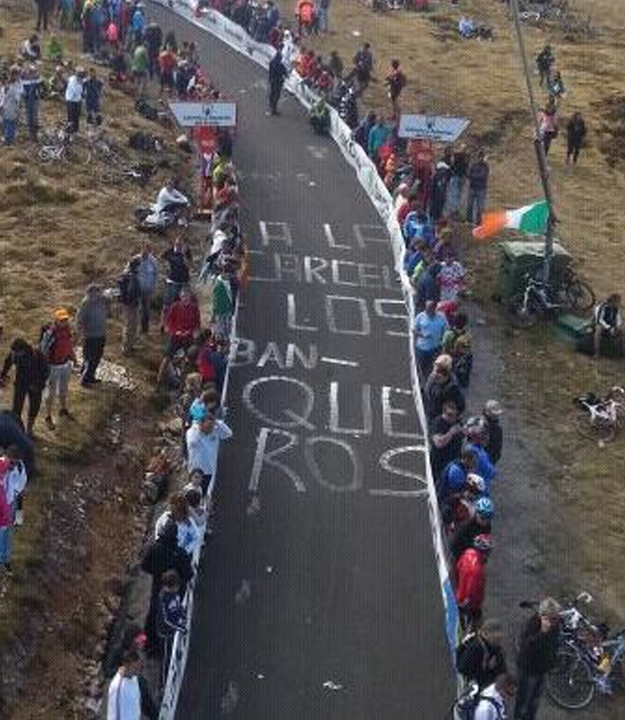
<box><xmin>76</xmin><ymin>283</ymin><xmax>109</xmax><ymax>386</ymax></box>
<box><xmin>0</xmin><ymin>339</ymin><xmax>49</xmax><ymax>436</ymax></box>
<box><xmin>514</xmin><ymin>597</ymin><xmax>562</xmax><ymax>720</ymax></box>
<box><xmin>118</xmin><ymin>258</ymin><xmax>142</xmax><ymax>356</ymax></box>
<box><xmin>566</xmin><ymin>111</ymin><xmax>587</xmax><ymax>164</ymax></box>
<box><xmin>136</xmin><ymin>243</ymin><xmax>159</xmax><ymax>334</ymax></box>
<box><xmin>41</xmin><ymin>309</ymin><xmax>77</xmax><ymax>430</ymax></box>
<box><xmin>268</xmin><ymin>49</ymin><xmax>287</xmax><ymax>116</ymax></box>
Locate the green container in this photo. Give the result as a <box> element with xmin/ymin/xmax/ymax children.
<box><xmin>498</xmin><ymin>240</ymin><xmax>572</xmax><ymax>301</ymax></box>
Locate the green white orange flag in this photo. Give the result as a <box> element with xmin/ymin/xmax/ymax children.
<box><xmin>472</xmin><ymin>200</ymin><xmax>550</xmax><ymax>240</ymax></box>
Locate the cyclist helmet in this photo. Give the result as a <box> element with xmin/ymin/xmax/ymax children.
<box><xmin>465</xmin><ymin>473</ymin><xmax>485</xmax><ymax>495</ymax></box>
<box><xmin>474</xmin><ymin>496</ymin><xmax>494</xmax><ymax>519</ymax></box>
<box><xmin>473</xmin><ymin>534</ymin><xmax>493</xmax><ymax>552</ymax></box>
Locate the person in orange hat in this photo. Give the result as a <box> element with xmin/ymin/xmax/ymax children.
<box><xmin>41</xmin><ymin>309</ymin><xmax>77</xmax><ymax>430</ymax></box>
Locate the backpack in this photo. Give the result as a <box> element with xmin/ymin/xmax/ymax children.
<box><xmin>117</xmin><ymin>272</ymin><xmax>140</xmax><ymax>306</ymax></box>
<box><xmin>39</xmin><ymin>323</ymin><xmax>56</xmax><ymax>359</ymax></box>
<box><xmin>452</xmin><ymin>683</ymin><xmax>503</xmax><ymax>720</ymax></box>
<box><xmin>135</xmin><ymin>98</ymin><xmax>159</xmax><ymax>122</ymax></box>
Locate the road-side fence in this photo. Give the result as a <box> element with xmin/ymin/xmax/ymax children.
<box><xmin>150</xmin><ymin>2</ymin><xmax>459</xmax><ymax>717</ymax></box>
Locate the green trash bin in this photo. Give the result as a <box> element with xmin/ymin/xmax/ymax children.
<box><xmin>497</xmin><ymin>240</ymin><xmax>572</xmax><ymax>302</ymax></box>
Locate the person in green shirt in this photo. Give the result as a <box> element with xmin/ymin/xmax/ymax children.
<box><xmin>212</xmin><ymin>270</ymin><xmax>234</xmax><ymax>340</ymax></box>
<box><xmin>132</xmin><ymin>42</ymin><xmax>148</xmax><ymax>96</ymax></box>
<box><xmin>47</xmin><ymin>33</ymin><xmax>64</xmax><ymax>62</ymax></box>
<box><xmin>309</xmin><ymin>99</ymin><xmax>330</xmax><ymax>135</ymax></box>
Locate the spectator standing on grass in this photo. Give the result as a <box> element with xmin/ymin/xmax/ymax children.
<box><xmin>157</xmin><ymin>288</ymin><xmax>201</xmax><ymax>387</ymax></box>
<box><xmin>367</xmin><ymin>114</ymin><xmax>391</xmax><ymax>161</ymax></box>
<box><xmin>0</xmin><ymin>339</ymin><xmax>49</xmax><ymax>437</ymax></box>
<box><xmin>65</xmin><ymin>66</ymin><xmax>85</xmax><ymax>134</ymax></box>
<box><xmin>456</xmin><ymin>619</ymin><xmax>508</xmax><ymax>690</ymax></box>
<box><xmin>118</xmin><ymin>258</ymin><xmax>142</xmax><ymax>356</ymax></box>
<box><xmin>467</xmin><ymin>150</ymin><xmax>489</xmax><ymax>227</ymax></box>
<box><xmin>267</xmin><ymin>48</ymin><xmax>287</xmax><ymax>116</ymax></box>
<box><xmin>413</xmin><ymin>300</ymin><xmax>448</xmax><ymax>379</ymax></box>
<box><xmin>566</xmin><ymin>111</ymin><xmax>587</xmax><ymax>165</ymax></box>
<box><xmin>538</xmin><ymin>99</ymin><xmax>558</xmax><ymax>157</ymax></box>
<box><xmin>429</xmin><ymin>161</ymin><xmax>450</xmax><ymax>222</ymax></box>
<box><xmin>162</xmin><ymin>237</ymin><xmax>192</xmax><ymax>307</ymax></box>
<box><xmin>515</xmin><ymin>597</ymin><xmax>562</xmax><ymax>720</ymax></box>
<box><xmin>315</xmin><ymin>0</ymin><xmax>331</xmax><ymax>33</ymax></box>
<box><xmin>41</xmin><ymin>309</ymin><xmax>77</xmax><ymax>431</ymax></box>
<box><xmin>22</xmin><ymin>64</ymin><xmax>42</xmax><ymax>142</ymax></box>
<box><xmin>446</xmin><ymin>144</ymin><xmax>468</xmax><ymax>217</ymax></box>
<box><xmin>592</xmin><ymin>293</ymin><xmax>623</xmax><ymax>357</ymax></box>
<box><xmin>136</xmin><ymin>243</ymin><xmax>159</xmax><ymax>335</ymax></box>
<box><xmin>186</xmin><ymin>408</ymin><xmax>233</xmax><ymax>495</ymax></box>
<box><xmin>385</xmin><ymin>59</ymin><xmax>406</xmax><ymax>115</ymax></box>
<box><xmin>455</xmin><ymin>533</ymin><xmax>492</xmax><ymax>630</ymax></box>
<box><xmin>35</xmin><ymin>0</ymin><xmax>55</xmax><ymax>32</ymax></box>
<box><xmin>75</xmin><ymin>284</ymin><xmax>109</xmax><ymax>386</ymax></box>
<box><xmin>84</xmin><ymin>67</ymin><xmax>104</xmax><ymax>125</ymax></box>
<box><xmin>158</xmin><ymin>44</ymin><xmax>177</xmax><ymax>95</ymax></box>
<box><xmin>535</xmin><ymin>44</ymin><xmax>555</xmax><ymax>88</ymax></box>
<box><xmin>1</xmin><ymin>67</ymin><xmax>23</xmax><ymax>147</ymax></box>
<box><xmin>132</xmin><ymin>41</ymin><xmax>148</xmax><ymax>96</ymax></box>
<box><xmin>482</xmin><ymin>400</ymin><xmax>504</xmax><ymax>465</ymax></box>
<box><xmin>145</xmin><ymin>21</ymin><xmax>163</xmax><ymax>81</ymax></box>
<box><xmin>106</xmin><ymin>650</ymin><xmax>143</xmax><ymax>720</ymax></box>
<box><xmin>352</xmin><ymin>42</ymin><xmax>374</xmax><ymax>92</ymax></box>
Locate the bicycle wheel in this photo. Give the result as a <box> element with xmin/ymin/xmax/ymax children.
<box><xmin>566</xmin><ymin>280</ymin><xmax>595</xmax><ymax>312</ymax></box>
<box><xmin>38</xmin><ymin>146</ymin><xmax>60</xmax><ymax>163</ymax></box>
<box><xmin>575</xmin><ymin>409</ymin><xmax>617</xmax><ymax>443</ymax></box>
<box><xmin>546</xmin><ymin>648</ymin><xmax>595</xmax><ymax>709</ymax></box>
<box><xmin>507</xmin><ymin>294</ymin><xmax>540</xmax><ymax>328</ymax></box>
<box><xmin>66</xmin><ymin>145</ymin><xmax>92</xmax><ymax>165</ymax></box>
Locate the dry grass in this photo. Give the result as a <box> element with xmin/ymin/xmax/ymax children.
<box><xmin>309</xmin><ymin>1</ymin><xmax>625</xmax><ymax>614</ymax></box>
<box><xmin>0</xmin><ymin>4</ymin><xmax>200</xmax><ymax>705</ymax></box>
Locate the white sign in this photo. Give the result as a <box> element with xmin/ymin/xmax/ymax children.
<box><xmin>398</xmin><ymin>114</ymin><xmax>470</xmax><ymax>142</ymax></box>
<box><xmin>168</xmin><ymin>101</ymin><xmax>238</xmax><ymax>127</ymax></box>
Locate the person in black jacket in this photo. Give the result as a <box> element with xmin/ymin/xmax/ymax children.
<box><xmin>0</xmin><ymin>411</ymin><xmax>35</xmax><ymax>477</ymax></box>
<box><xmin>268</xmin><ymin>49</ymin><xmax>287</xmax><ymax>116</ymax></box>
<box><xmin>119</xmin><ymin>258</ymin><xmax>142</xmax><ymax>356</ymax></box>
<box><xmin>456</xmin><ymin>619</ymin><xmax>507</xmax><ymax>689</ymax></box>
<box><xmin>141</xmin><ymin>522</ymin><xmax>193</xmax><ymax>654</ymax></box>
<box><xmin>515</xmin><ymin>598</ymin><xmax>561</xmax><ymax>719</ymax></box>
<box><xmin>424</xmin><ymin>354</ymin><xmax>466</xmax><ymax>421</ymax></box>
<box><xmin>566</xmin><ymin>112</ymin><xmax>587</xmax><ymax>165</ymax></box>
<box><xmin>482</xmin><ymin>400</ymin><xmax>504</xmax><ymax>465</ymax></box>
<box><xmin>0</xmin><ymin>339</ymin><xmax>49</xmax><ymax>436</ymax></box>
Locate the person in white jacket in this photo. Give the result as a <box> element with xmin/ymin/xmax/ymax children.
<box><xmin>473</xmin><ymin>674</ymin><xmax>516</xmax><ymax>720</ymax></box>
<box><xmin>106</xmin><ymin>651</ymin><xmax>142</xmax><ymax>720</ymax></box>
<box><xmin>281</xmin><ymin>30</ymin><xmax>298</xmax><ymax>73</ymax></box>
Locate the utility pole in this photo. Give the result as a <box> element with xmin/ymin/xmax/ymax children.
<box><xmin>509</xmin><ymin>0</ymin><xmax>557</xmax><ymax>282</ymax></box>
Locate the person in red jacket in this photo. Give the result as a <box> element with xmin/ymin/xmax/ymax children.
<box><xmin>455</xmin><ymin>533</ymin><xmax>492</xmax><ymax>631</ymax></box>
<box><xmin>296</xmin><ymin>0</ymin><xmax>315</xmax><ymax>36</ymax></box>
<box><xmin>41</xmin><ymin>309</ymin><xmax>77</xmax><ymax>430</ymax></box>
<box><xmin>157</xmin><ymin>288</ymin><xmax>200</xmax><ymax>387</ymax></box>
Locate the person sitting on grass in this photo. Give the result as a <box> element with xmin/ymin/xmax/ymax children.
<box><xmin>309</xmin><ymin>98</ymin><xmax>331</xmax><ymax>135</ymax></box>
<box><xmin>458</xmin><ymin>16</ymin><xmax>476</xmax><ymax>39</ymax></box>
<box><xmin>21</xmin><ymin>34</ymin><xmax>41</xmax><ymax>61</ymax></box>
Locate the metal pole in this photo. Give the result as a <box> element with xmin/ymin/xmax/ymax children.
<box><xmin>509</xmin><ymin>0</ymin><xmax>556</xmax><ymax>282</ymax></box>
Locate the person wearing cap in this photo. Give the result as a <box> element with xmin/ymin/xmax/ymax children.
<box><xmin>76</xmin><ymin>284</ymin><xmax>109</xmax><ymax>386</ymax></box>
<box><xmin>456</xmin><ymin>618</ymin><xmax>508</xmax><ymax>690</ymax></box>
<box><xmin>455</xmin><ymin>533</ymin><xmax>492</xmax><ymax>630</ymax></box>
<box><xmin>185</xmin><ymin>409</ymin><xmax>232</xmax><ymax>495</ymax></box>
<box><xmin>41</xmin><ymin>309</ymin><xmax>77</xmax><ymax>430</ymax></box>
<box><xmin>118</xmin><ymin>258</ymin><xmax>142</xmax><ymax>356</ymax></box>
<box><xmin>482</xmin><ymin>400</ymin><xmax>504</xmax><ymax>465</ymax></box>
<box><xmin>65</xmin><ymin>67</ymin><xmax>86</xmax><ymax>133</ymax></box>
<box><xmin>0</xmin><ymin>338</ymin><xmax>49</xmax><ymax>435</ymax></box>
<box><xmin>515</xmin><ymin>597</ymin><xmax>562</xmax><ymax>720</ymax></box>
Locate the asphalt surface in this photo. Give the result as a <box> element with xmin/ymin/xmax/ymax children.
<box><xmin>149</xmin><ymin>5</ymin><xmax>454</xmax><ymax>718</ymax></box>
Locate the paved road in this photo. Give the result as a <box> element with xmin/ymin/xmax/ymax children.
<box><xmin>149</xmin><ymin>5</ymin><xmax>454</xmax><ymax>718</ymax></box>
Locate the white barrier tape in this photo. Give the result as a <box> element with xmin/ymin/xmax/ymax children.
<box><xmin>150</xmin><ymin>4</ymin><xmax>459</xmax><ymax>717</ymax></box>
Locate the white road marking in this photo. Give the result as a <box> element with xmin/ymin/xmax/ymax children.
<box><xmin>320</xmin><ymin>356</ymin><xmax>359</xmax><ymax>367</ymax></box>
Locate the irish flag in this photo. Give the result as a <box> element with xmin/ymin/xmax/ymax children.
<box><xmin>472</xmin><ymin>200</ymin><xmax>550</xmax><ymax>240</ymax></box>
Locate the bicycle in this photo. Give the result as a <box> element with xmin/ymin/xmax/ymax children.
<box><xmin>38</xmin><ymin>125</ymin><xmax>92</xmax><ymax>165</ymax></box>
<box><xmin>574</xmin><ymin>386</ymin><xmax>625</xmax><ymax>443</ymax></box>
<box><xmin>507</xmin><ymin>266</ymin><xmax>595</xmax><ymax>328</ymax></box>
<box><xmin>546</xmin><ymin>628</ymin><xmax>625</xmax><ymax>709</ymax></box>
<box><xmin>100</xmin><ymin>163</ymin><xmax>157</xmax><ymax>188</ymax></box>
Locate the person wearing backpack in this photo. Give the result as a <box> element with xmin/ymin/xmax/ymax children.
<box><xmin>474</xmin><ymin>674</ymin><xmax>516</xmax><ymax>719</ymax></box>
<box><xmin>41</xmin><ymin>309</ymin><xmax>77</xmax><ymax>430</ymax></box>
<box><xmin>456</xmin><ymin>619</ymin><xmax>507</xmax><ymax>690</ymax></box>
<box><xmin>118</xmin><ymin>258</ymin><xmax>142</xmax><ymax>356</ymax></box>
